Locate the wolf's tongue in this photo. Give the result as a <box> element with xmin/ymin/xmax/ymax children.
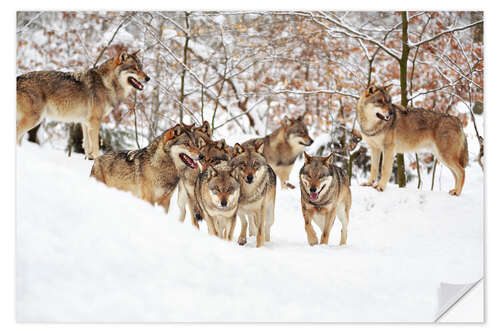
<box><xmin>310</xmin><ymin>192</ymin><xmax>319</xmax><ymax>201</ymax></box>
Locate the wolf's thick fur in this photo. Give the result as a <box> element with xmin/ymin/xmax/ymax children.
<box><xmin>177</xmin><ymin>121</ymin><xmax>213</xmax><ymax>228</ymax></box>
<box><xmin>300</xmin><ymin>153</ymin><xmax>352</xmax><ymax>246</ymax></box>
<box><xmin>195</xmin><ymin>162</ymin><xmax>241</xmax><ymax>240</ymax></box>
<box><xmin>90</xmin><ymin>124</ymin><xmax>203</xmax><ymax>212</ymax></box>
<box><xmin>17</xmin><ymin>51</ymin><xmax>149</xmax><ymax>159</ymax></box>
<box><xmin>231</xmin><ymin>143</ymin><xmax>277</xmax><ymax>247</ymax></box>
<box><xmin>357</xmin><ymin>85</ymin><xmax>469</xmax><ymax>196</ymax></box>
<box><xmin>242</xmin><ymin>115</ymin><xmax>313</xmax><ymax>189</ymax></box>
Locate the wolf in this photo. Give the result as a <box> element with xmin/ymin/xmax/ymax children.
<box><xmin>90</xmin><ymin>124</ymin><xmax>204</xmax><ymax>212</ymax></box>
<box><xmin>195</xmin><ymin>162</ymin><xmax>241</xmax><ymax>240</ymax></box>
<box><xmin>242</xmin><ymin>115</ymin><xmax>313</xmax><ymax>189</ymax></box>
<box><xmin>299</xmin><ymin>152</ymin><xmax>352</xmax><ymax>246</ymax></box>
<box><xmin>231</xmin><ymin>143</ymin><xmax>276</xmax><ymax>247</ymax></box>
<box><xmin>356</xmin><ymin>85</ymin><xmax>469</xmax><ymax>195</ymax></box>
<box><xmin>17</xmin><ymin>50</ymin><xmax>149</xmax><ymax>159</ymax></box>
<box><xmin>177</xmin><ymin>121</ymin><xmax>232</xmax><ymax>228</ymax></box>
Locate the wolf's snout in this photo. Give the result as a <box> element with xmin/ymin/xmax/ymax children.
<box><xmin>145</xmin><ymin>76</ymin><xmax>150</xmax><ymax>82</ymax></box>
<box><xmin>198</xmin><ymin>154</ymin><xmax>205</xmax><ymax>160</ymax></box>
<box><xmin>221</xmin><ymin>199</ymin><xmax>228</xmax><ymax>207</ymax></box>
<box><xmin>310</xmin><ymin>186</ymin><xmax>317</xmax><ymax>193</ymax></box>
<box><xmin>246</xmin><ymin>174</ymin><xmax>254</xmax><ymax>184</ymax></box>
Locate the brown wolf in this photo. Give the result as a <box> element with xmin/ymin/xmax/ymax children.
<box><xmin>17</xmin><ymin>50</ymin><xmax>149</xmax><ymax>159</ymax></box>
<box><xmin>357</xmin><ymin>85</ymin><xmax>468</xmax><ymax>195</ymax></box>
<box><xmin>230</xmin><ymin>143</ymin><xmax>276</xmax><ymax>247</ymax></box>
<box><xmin>195</xmin><ymin>162</ymin><xmax>241</xmax><ymax>240</ymax></box>
<box><xmin>242</xmin><ymin>115</ymin><xmax>313</xmax><ymax>189</ymax></box>
<box><xmin>300</xmin><ymin>152</ymin><xmax>352</xmax><ymax>246</ymax></box>
<box><xmin>176</xmin><ymin>121</ymin><xmax>221</xmax><ymax>228</ymax></box>
<box><xmin>90</xmin><ymin>124</ymin><xmax>204</xmax><ymax>212</ymax></box>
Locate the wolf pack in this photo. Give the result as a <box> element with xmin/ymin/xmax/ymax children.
<box><xmin>16</xmin><ymin>51</ymin><xmax>469</xmax><ymax>248</ymax></box>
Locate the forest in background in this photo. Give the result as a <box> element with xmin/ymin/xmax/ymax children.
<box><xmin>16</xmin><ymin>11</ymin><xmax>484</xmax><ymax>187</ymax></box>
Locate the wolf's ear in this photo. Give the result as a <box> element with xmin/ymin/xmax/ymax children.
<box><xmin>183</xmin><ymin>123</ymin><xmax>195</xmax><ymax>131</ymax></box>
<box><xmin>207</xmin><ymin>165</ymin><xmax>218</xmax><ymax>179</ymax></box>
<box><xmin>325</xmin><ymin>152</ymin><xmax>335</xmax><ymax>166</ymax></box>
<box><xmin>163</xmin><ymin>125</ymin><xmax>181</xmax><ymax>143</ymax></box>
<box><xmin>233</xmin><ymin>143</ymin><xmax>245</xmax><ymax>156</ymax></box>
<box><xmin>216</xmin><ymin>139</ymin><xmax>226</xmax><ymax>150</ymax></box>
<box><xmin>199</xmin><ymin>121</ymin><xmax>212</xmax><ymax>137</ymax></box>
<box><xmin>367</xmin><ymin>85</ymin><xmax>377</xmax><ymax>95</ymax></box>
<box><xmin>230</xmin><ymin>167</ymin><xmax>240</xmax><ymax>180</ymax></box>
<box><xmin>256</xmin><ymin>141</ymin><xmax>265</xmax><ymax>155</ymax></box>
<box><xmin>304</xmin><ymin>151</ymin><xmax>312</xmax><ymax>163</ymax></box>
<box><xmin>282</xmin><ymin>116</ymin><xmax>293</xmax><ymax>127</ymax></box>
<box><xmin>174</xmin><ymin>124</ymin><xmax>184</xmax><ymax>137</ymax></box>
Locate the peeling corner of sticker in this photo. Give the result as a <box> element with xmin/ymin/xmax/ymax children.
<box><xmin>435</xmin><ymin>278</ymin><xmax>483</xmax><ymax>322</ymax></box>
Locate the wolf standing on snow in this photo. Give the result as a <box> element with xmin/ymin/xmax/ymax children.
<box><xmin>16</xmin><ymin>50</ymin><xmax>150</xmax><ymax>159</ymax></box>
<box><xmin>242</xmin><ymin>115</ymin><xmax>313</xmax><ymax>189</ymax></box>
<box><xmin>356</xmin><ymin>85</ymin><xmax>469</xmax><ymax>196</ymax></box>
<box><xmin>300</xmin><ymin>152</ymin><xmax>352</xmax><ymax>246</ymax></box>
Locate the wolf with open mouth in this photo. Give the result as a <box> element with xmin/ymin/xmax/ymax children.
<box><xmin>90</xmin><ymin>123</ymin><xmax>204</xmax><ymax>212</ymax></box>
<box><xmin>357</xmin><ymin>85</ymin><xmax>468</xmax><ymax>195</ymax></box>
<box><xmin>17</xmin><ymin>50</ymin><xmax>150</xmax><ymax>160</ymax></box>
<box><xmin>299</xmin><ymin>152</ymin><xmax>352</xmax><ymax>246</ymax></box>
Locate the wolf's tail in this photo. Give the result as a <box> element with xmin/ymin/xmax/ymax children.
<box><xmin>459</xmin><ymin>131</ymin><xmax>469</xmax><ymax>168</ymax></box>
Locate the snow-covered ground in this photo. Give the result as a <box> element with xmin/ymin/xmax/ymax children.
<box><xmin>16</xmin><ymin>141</ymin><xmax>483</xmax><ymax>322</ymax></box>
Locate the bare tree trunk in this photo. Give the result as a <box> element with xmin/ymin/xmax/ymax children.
<box><xmin>179</xmin><ymin>12</ymin><xmax>190</xmax><ymax>123</ymax></box>
<box><xmin>396</xmin><ymin>11</ymin><xmax>410</xmax><ymax>188</ymax></box>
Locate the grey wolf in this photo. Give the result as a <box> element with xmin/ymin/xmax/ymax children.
<box><xmin>300</xmin><ymin>152</ymin><xmax>352</xmax><ymax>246</ymax></box>
<box><xmin>17</xmin><ymin>50</ymin><xmax>149</xmax><ymax>159</ymax></box>
<box><xmin>177</xmin><ymin>121</ymin><xmax>233</xmax><ymax>228</ymax></box>
<box><xmin>90</xmin><ymin>123</ymin><xmax>204</xmax><ymax>212</ymax></box>
<box><xmin>231</xmin><ymin>142</ymin><xmax>276</xmax><ymax>247</ymax></box>
<box><xmin>356</xmin><ymin>85</ymin><xmax>468</xmax><ymax>195</ymax></box>
<box><xmin>242</xmin><ymin>115</ymin><xmax>313</xmax><ymax>189</ymax></box>
<box><xmin>195</xmin><ymin>162</ymin><xmax>241</xmax><ymax>240</ymax></box>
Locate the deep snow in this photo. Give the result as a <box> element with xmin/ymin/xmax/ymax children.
<box><xmin>16</xmin><ymin>141</ymin><xmax>483</xmax><ymax>322</ymax></box>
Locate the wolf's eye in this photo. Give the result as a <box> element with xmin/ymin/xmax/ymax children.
<box><xmin>214</xmin><ymin>186</ymin><xmax>220</xmax><ymax>193</ymax></box>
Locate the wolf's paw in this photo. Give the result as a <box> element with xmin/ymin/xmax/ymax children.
<box><xmin>308</xmin><ymin>236</ymin><xmax>319</xmax><ymax>246</ymax></box>
<box><xmin>373</xmin><ymin>184</ymin><xmax>385</xmax><ymax>192</ymax></box>
<box><xmin>361</xmin><ymin>181</ymin><xmax>374</xmax><ymax>187</ymax></box>
<box><xmin>449</xmin><ymin>189</ymin><xmax>460</xmax><ymax>196</ymax></box>
<box><xmin>284</xmin><ymin>182</ymin><xmax>296</xmax><ymax>189</ymax></box>
<box><xmin>238</xmin><ymin>237</ymin><xmax>247</xmax><ymax>246</ymax></box>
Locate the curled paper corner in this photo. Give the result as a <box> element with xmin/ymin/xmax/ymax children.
<box><xmin>435</xmin><ymin>278</ymin><xmax>483</xmax><ymax>322</ymax></box>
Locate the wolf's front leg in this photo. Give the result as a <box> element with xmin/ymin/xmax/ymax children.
<box><xmin>362</xmin><ymin>146</ymin><xmax>381</xmax><ymax>186</ymax></box>
<box><xmin>302</xmin><ymin>208</ymin><xmax>318</xmax><ymax>246</ymax></box>
<box><xmin>87</xmin><ymin>116</ymin><xmax>102</xmax><ymax>160</ymax></box>
<box><xmin>320</xmin><ymin>209</ymin><xmax>337</xmax><ymax>245</ymax></box>
<box><xmin>238</xmin><ymin>214</ymin><xmax>248</xmax><ymax>245</ymax></box>
<box><xmin>374</xmin><ymin>147</ymin><xmax>395</xmax><ymax>192</ymax></box>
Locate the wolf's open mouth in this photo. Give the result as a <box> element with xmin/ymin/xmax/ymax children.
<box><xmin>179</xmin><ymin>153</ymin><xmax>198</xmax><ymax>169</ymax></box>
<box><xmin>376</xmin><ymin>112</ymin><xmax>391</xmax><ymax>121</ymax></box>
<box><xmin>128</xmin><ymin>77</ymin><xmax>144</xmax><ymax>90</ymax></box>
<box><xmin>309</xmin><ymin>184</ymin><xmax>325</xmax><ymax>202</ymax></box>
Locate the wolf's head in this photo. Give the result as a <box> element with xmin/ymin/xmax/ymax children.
<box><xmin>359</xmin><ymin>85</ymin><xmax>394</xmax><ymax>122</ymax></box>
<box><xmin>204</xmin><ymin>164</ymin><xmax>240</xmax><ymax>209</ymax></box>
<box><xmin>231</xmin><ymin>143</ymin><xmax>267</xmax><ymax>185</ymax></box>
<box><xmin>162</xmin><ymin>124</ymin><xmax>205</xmax><ymax>170</ymax></box>
<box><xmin>114</xmin><ymin>50</ymin><xmax>150</xmax><ymax>94</ymax></box>
<box><xmin>300</xmin><ymin>152</ymin><xmax>335</xmax><ymax>202</ymax></box>
<box><xmin>282</xmin><ymin>115</ymin><xmax>314</xmax><ymax>149</ymax></box>
<box><xmin>202</xmin><ymin>139</ymin><xmax>233</xmax><ymax>167</ymax></box>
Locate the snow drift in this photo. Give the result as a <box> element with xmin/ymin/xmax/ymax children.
<box><xmin>16</xmin><ymin>142</ymin><xmax>483</xmax><ymax>322</ymax></box>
